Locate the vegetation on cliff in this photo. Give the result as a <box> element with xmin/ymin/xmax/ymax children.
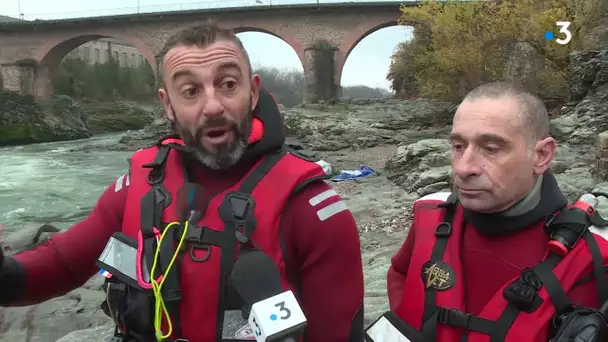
<box><xmin>388</xmin><ymin>0</ymin><xmax>604</xmax><ymax>101</ymax></box>
<box><xmin>53</xmin><ymin>57</ymin><xmax>156</xmax><ymax>102</ymax></box>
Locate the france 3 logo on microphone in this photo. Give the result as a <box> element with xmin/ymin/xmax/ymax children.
<box><xmin>544</xmin><ymin>21</ymin><xmax>572</xmax><ymax>45</ymax></box>
<box><xmin>248</xmin><ymin>291</ymin><xmax>307</xmax><ymax>341</ymax></box>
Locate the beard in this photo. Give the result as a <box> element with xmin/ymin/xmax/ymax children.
<box><xmin>171</xmin><ymin>104</ymin><xmax>252</xmax><ymax>170</ymax></box>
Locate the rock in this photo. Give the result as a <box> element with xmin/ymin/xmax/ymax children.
<box><xmin>1</xmin><ymin>224</ymin><xmax>60</xmax><ymax>256</ymax></box>
<box><xmin>0</xmin><ymin>90</ymin><xmax>90</xmax><ymax>146</ymax></box>
<box><xmin>0</xmin><ymin>91</ymin><xmax>158</xmax><ymax>147</ymax></box>
<box><xmin>0</xmin><ymin>276</ymin><xmax>111</xmax><ymax>342</ymax></box>
<box><xmin>84</xmin><ymin>101</ymin><xmax>156</xmax><ymax>135</ymax></box>
<box><xmin>111</xmin><ymin>117</ymin><xmax>174</xmax><ymax>152</ymax></box>
<box><xmin>596</xmin><ymin>131</ymin><xmax>608</xmax><ymax>181</ymax></box>
<box><xmin>551</xmin><ymin>50</ymin><xmax>608</xmax><ymax>144</ymax></box>
<box><xmin>282</xmin><ymin>99</ymin><xmax>454</xmax><ymax>151</ymax></box>
<box><xmin>56</xmin><ymin>323</ymin><xmax>115</xmax><ymax>342</ymax></box>
<box><xmin>384</xmin><ymin>139</ymin><xmax>451</xmax><ymax>194</ymax></box>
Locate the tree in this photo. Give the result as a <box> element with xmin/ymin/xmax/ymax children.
<box><xmin>53</xmin><ymin>56</ymin><xmax>156</xmax><ymax>101</ymax></box>
<box><xmin>389</xmin><ymin>0</ymin><xmax>603</xmax><ymax>101</ymax></box>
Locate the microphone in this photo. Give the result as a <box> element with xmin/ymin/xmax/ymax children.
<box><xmin>231</xmin><ymin>250</ymin><xmax>307</xmax><ymax>342</ymax></box>
<box><xmin>176</xmin><ymin>182</ymin><xmax>207</xmax><ymax>225</ymax></box>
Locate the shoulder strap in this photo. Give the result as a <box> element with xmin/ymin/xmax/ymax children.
<box><xmin>214</xmin><ymin>146</ymin><xmax>288</xmax><ymax>338</ymax></box>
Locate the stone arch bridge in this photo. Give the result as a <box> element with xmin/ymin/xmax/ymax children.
<box><xmin>0</xmin><ymin>2</ymin><xmax>421</xmax><ymax>102</ymax></box>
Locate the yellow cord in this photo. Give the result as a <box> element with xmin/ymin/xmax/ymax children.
<box><xmin>149</xmin><ymin>221</ymin><xmax>190</xmax><ymax>341</ymax></box>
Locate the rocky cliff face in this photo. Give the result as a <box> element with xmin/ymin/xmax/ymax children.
<box><xmin>0</xmin><ymin>91</ymin><xmax>156</xmax><ymax>147</ymax></box>
<box><xmin>0</xmin><ymin>91</ymin><xmax>91</xmax><ymax>146</ymax></box>
<box><xmin>550</xmin><ymin>50</ymin><xmax>608</xmax><ymax>145</ymax></box>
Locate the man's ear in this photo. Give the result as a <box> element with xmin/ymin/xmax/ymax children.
<box><xmin>250</xmin><ymin>74</ymin><xmax>261</xmax><ymax>111</ymax></box>
<box><xmin>533</xmin><ymin>136</ymin><xmax>557</xmax><ymax>175</ymax></box>
<box><xmin>158</xmin><ymin>88</ymin><xmax>175</xmax><ymax>122</ymax></box>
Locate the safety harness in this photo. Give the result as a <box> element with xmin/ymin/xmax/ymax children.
<box><xmin>107</xmin><ymin>140</ymin><xmax>307</xmax><ymax>342</ymax></box>
<box><xmin>420</xmin><ymin>195</ymin><xmax>608</xmax><ymax>341</ymax></box>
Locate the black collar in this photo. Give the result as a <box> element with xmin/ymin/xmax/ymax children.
<box><xmin>463</xmin><ymin>172</ymin><xmax>568</xmax><ymax>236</ymax></box>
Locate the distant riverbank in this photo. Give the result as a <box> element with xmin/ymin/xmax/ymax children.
<box><xmin>0</xmin><ymin>90</ymin><xmax>158</xmax><ymax>147</ymax></box>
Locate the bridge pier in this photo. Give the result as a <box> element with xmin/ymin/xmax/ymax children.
<box><xmin>0</xmin><ymin>62</ymin><xmax>36</xmax><ymax>96</ymax></box>
<box><xmin>303</xmin><ymin>41</ymin><xmax>339</xmax><ymax>103</ymax></box>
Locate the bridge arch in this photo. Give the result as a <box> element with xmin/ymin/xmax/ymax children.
<box><xmin>337</xmin><ymin>19</ymin><xmax>426</xmax><ymax>86</ymax></box>
<box><xmin>232</xmin><ymin>26</ymin><xmax>307</xmax><ymax>74</ymax></box>
<box><xmin>33</xmin><ymin>32</ymin><xmax>156</xmax><ymax>100</ymax></box>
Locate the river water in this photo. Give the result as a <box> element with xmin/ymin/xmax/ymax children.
<box><xmin>0</xmin><ymin>133</ymin><xmax>131</xmax><ymax>233</ymax></box>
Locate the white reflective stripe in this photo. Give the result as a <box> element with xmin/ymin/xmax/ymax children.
<box><xmin>308</xmin><ymin>189</ymin><xmax>338</xmax><ymax>206</ymax></box>
<box><xmin>589</xmin><ymin>225</ymin><xmax>608</xmax><ymax>241</ymax></box>
<box><xmin>125</xmin><ymin>174</ymin><xmax>130</xmax><ymax>187</ymax></box>
<box><xmin>115</xmin><ymin>174</ymin><xmax>125</xmax><ymax>192</ymax></box>
<box><xmin>315</xmin><ymin>160</ymin><xmax>333</xmax><ymax>176</ymax></box>
<box><xmin>365</xmin><ymin>316</ymin><xmax>411</xmax><ymax>342</ymax></box>
<box><xmin>316</xmin><ymin>200</ymin><xmax>348</xmax><ymax>221</ymax></box>
<box><xmin>415</xmin><ymin>191</ymin><xmax>452</xmax><ymax>203</ymax></box>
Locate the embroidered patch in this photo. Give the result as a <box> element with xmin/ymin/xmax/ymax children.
<box><xmin>421</xmin><ymin>260</ymin><xmax>455</xmax><ymax>291</ymax></box>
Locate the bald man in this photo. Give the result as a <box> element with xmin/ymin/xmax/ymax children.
<box><xmin>372</xmin><ymin>82</ymin><xmax>608</xmax><ymax>342</ymax></box>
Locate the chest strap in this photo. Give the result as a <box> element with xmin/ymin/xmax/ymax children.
<box><xmin>420</xmin><ymin>200</ymin><xmax>608</xmax><ymax>342</ymax></box>
<box><xmin>214</xmin><ymin>146</ymin><xmax>288</xmax><ymax>340</ymax></box>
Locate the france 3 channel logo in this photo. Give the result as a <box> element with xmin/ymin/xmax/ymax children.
<box><xmin>544</xmin><ymin>21</ymin><xmax>572</xmax><ymax>45</ymax></box>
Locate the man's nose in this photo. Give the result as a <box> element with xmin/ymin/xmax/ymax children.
<box><xmin>452</xmin><ymin>147</ymin><xmax>482</xmax><ymax>178</ymax></box>
<box><xmin>202</xmin><ymin>88</ymin><xmax>224</xmax><ymax>117</ymax></box>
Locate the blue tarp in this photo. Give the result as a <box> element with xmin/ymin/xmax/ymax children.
<box><xmin>331</xmin><ymin>166</ymin><xmax>377</xmax><ymax>182</ymax></box>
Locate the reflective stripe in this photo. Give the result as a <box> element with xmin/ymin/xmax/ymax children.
<box><xmin>125</xmin><ymin>174</ymin><xmax>130</xmax><ymax>187</ymax></box>
<box><xmin>416</xmin><ymin>191</ymin><xmax>452</xmax><ymax>203</ymax></box>
<box><xmin>316</xmin><ymin>200</ymin><xmax>348</xmax><ymax>221</ymax></box>
<box><xmin>315</xmin><ymin>160</ymin><xmax>333</xmax><ymax>176</ymax></box>
<box><xmin>115</xmin><ymin>174</ymin><xmax>126</xmax><ymax>192</ymax></box>
<box><xmin>308</xmin><ymin>189</ymin><xmax>338</xmax><ymax>206</ymax></box>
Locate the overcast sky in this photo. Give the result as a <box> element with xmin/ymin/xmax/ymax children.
<box><xmin>0</xmin><ymin>0</ymin><xmax>413</xmax><ymax>90</ymax></box>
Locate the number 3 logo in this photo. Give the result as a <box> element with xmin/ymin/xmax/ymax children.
<box><xmin>555</xmin><ymin>21</ymin><xmax>572</xmax><ymax>45</ymax></box>
<box><xmin>275</xmin><ymin>301</ymin><xmax>292</xmax><ymax>320</ymax></box>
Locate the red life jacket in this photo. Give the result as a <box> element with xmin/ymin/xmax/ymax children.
<box><xmin>120</xmin><ymin>138</ymin><xmax>330</xmax><ymax>342</ymax></box>
<box><xmin>394</xmin><ymin>192</ymin><xmax>608</xmax><ymax>342</ymax></box>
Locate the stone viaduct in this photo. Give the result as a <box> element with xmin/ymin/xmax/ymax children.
<box><xmin>0</xmin><ymin>2</ymin><xmax>419</xmax><ymax>102</ymax></box>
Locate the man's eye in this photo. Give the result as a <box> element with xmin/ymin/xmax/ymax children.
<box><xmin>451</xmin><ymin>143</ymin><xmax>464</xmax><ymax>152</ymax></box>
<box><xmin>221</xmin><ymin>80</ymin><xmax>237</xmax><ymax>90</ymax></box>
<box><xmin>182</xmin><ymin>87</ymin><xmax>198</xmax><ymax>97</ymax></box>
<box><xmin>483</xmin><ymin>146</ymin><xmax>499</xmax><ymax>154</ymax></box>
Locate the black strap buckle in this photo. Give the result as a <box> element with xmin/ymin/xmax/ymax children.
<box><xmin>435</xmin><ymin>222</ymin><xmax>452</xmax><ymax>237</ymax></box>
<box><xmin>503</xmin><ymin>268</ymin><xmax>542</xmax><ymax>312</ymax></box>
<box><xmin>437</xmin><ymin>307</ymin><xmax>471</xmax><ymax>328</ymax></box>
<box><xmin>219</xmin><ymin>192</ymin><xmax>257</xmax><ymax>244</ymax></box>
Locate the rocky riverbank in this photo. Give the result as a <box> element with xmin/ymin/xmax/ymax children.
<box><xmin>0</xmin><ymin>49</ymin><xmax>607</xmax><ymax>341</ymax></box>
<box><xmin>0</xmin><ymin>91</ymin><xmax>155</xmax><ymax>147</ymax></box>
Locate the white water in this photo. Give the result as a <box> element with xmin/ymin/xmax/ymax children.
<box><xmin>0</xmin><ymin>133</ymin><xmax>132</xmax><ymax>232</ymax></box>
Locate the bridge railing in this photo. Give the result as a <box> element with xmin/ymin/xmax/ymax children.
<box><xmin>12</xmin><ymin>0</ymin><xmax>405</xmax><ymax>21</ymax></box>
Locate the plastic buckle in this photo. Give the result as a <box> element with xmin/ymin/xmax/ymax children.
<box><xmin>437</xmin><ymin>308</ymin><xmax>471</xmax><ymax>328</ymax></box>
<box><xmin>435</xmin><ymin>222</ymin><xmax>452</xmax><ymax>237</ymax></box>
<box><xmin>503</xmin><ymin>269</ymin><xmax>540</xmax><ymax>311</ymax></box>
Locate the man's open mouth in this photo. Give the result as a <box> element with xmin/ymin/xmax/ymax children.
<box><xmin>203</xmin><ymin>128</ymin><xmax>233</xmax><ymax>145</ymax></box>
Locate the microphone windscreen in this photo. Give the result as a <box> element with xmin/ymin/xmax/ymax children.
<box><xmin>231</xmin><ymin>250</ymin><xmax>284</xmax><ymax>305</ymax></box>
